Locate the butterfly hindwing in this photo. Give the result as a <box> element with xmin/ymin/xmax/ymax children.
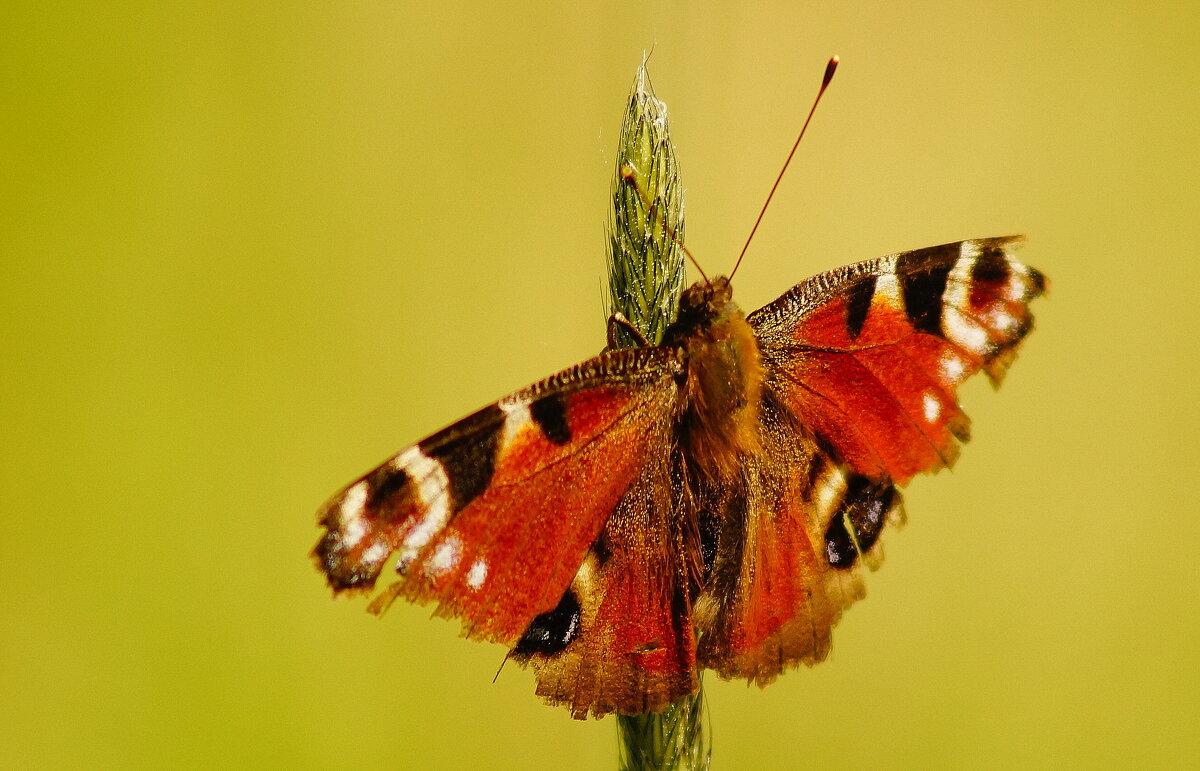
<box><xmin>512</xmin><ymin>430</ymin><xmax>699</xmax><ymax>718</ymax></box>
<box><xmin>695</xmin><ymin>397</ymin><xmax>905</xmax><ymax>682</ymax></box>
<box><xmin>314</xmin><ymin>347</ymin><xmax>683</xmax><ymax>645</ymax></box>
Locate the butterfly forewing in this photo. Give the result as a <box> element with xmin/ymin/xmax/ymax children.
<box><xmin>315</xmin><ymin>346</ymin><xmax>683</xmax><ymax>645</ymax></box>
<box><xmin>748</xmin><ymin>237</ymin><xmax>1045</xmax><ymax>484</ymax></box>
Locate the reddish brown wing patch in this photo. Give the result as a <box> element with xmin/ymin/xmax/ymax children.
<box><xmin>748</xmin><ymin>237</ymin><xmax>1045</xmax><ymax>484</ymax></box>
<box><xmin>515</xmin><ymin>438</ymin><xmax>698</xmax><ymax>718</ymax></box>
<box><xmin>313</xmin><ymin>347</ymin><xmax>683</xmax><ymax>646</ymax></box>
<box><xmin>695</xmin><ymin>404</ymin><xmax>904</xmax><ymax>683</ymax></box>
<box><xmin>695</xmin><ymin>468</ymin><xmax>831</xmax><ymax>681</ymax></box>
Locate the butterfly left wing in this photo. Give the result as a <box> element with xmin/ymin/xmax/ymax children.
<box><xmin>511</xmin><ymin>426</ymin><xmax>699</xmax><ymax>718</ymax></box>
<box><xmin>314</xmin><ymin>347</ymin><xmax>684</xmax><ymax>649</ymax></box>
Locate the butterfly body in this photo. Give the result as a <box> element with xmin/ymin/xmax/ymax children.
<box><xmin>315</xmin><ymin>237</ymin><xmax>1045</xmax><ymax>718</ymax></box>
<box><xmin>664</xmin><ymin>276</ymin><xmax>764</xmax><ymax>485</ymax></box>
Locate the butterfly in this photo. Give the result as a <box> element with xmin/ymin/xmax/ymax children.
<box><xmin>313</xmin><ymin>234</ymin><xmax>1045</xmax><ymax>719</ymax></box>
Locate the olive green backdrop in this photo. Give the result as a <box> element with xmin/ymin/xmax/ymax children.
<box><xmin>3</xmin><ymin>2</ymin><xmax>1196</xmax><ymax>768</ymax></box>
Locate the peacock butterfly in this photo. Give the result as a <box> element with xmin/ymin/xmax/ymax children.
<box><xmin>313</xmin><ymin>234</ymin><xmax>1045</xmax><ymax>718</ymax></box>
<box><xmin>312</xmin><ymin>60</ymin><xmax>1046</xmax><ymax>720</ymax></box>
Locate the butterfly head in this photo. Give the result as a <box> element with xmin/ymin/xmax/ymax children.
<box><xmin>665</xmin><ymin>276</ymin><xmax>736</xmax><ymax>344</ymax></box>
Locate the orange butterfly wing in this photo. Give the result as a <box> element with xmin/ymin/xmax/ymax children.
<box><xmin>698</xmin><ymin>238</ymin><xmax>1045</xmax><ymax>681</ymax></box>
<box><xmin>513</xmin><ymin>431</ymin><xmax>699</xmax><ymax>718</ymax></box>
<box><xmin>314</xmin><ymin>347</ymin><xmax>682</xmax><ymax>646</ymax></box>
<box><xmin>695</xmin><ymin>400</ymin><xmax>904</xmax><ymax>681</ymax></box>
<box><xmin>749</xmin><ymin>237</ymin><xmax>1046</xmax><ymax>483</ymax></box>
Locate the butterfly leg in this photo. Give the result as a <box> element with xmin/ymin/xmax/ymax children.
<box><xmin>606</xmin><ymin>312</ymin><xmax>651</xmax><ymax>349</ymax></box>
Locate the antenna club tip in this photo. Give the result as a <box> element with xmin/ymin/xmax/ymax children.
<box><xmin>619</xmin><ymin>162</ymin><xmax>637</xmax><ymax>182</ymax></box>
<box><xmin>823</xmin><ymin>56</ymin><xmax>839</xmax><ymax>87</ymax></box>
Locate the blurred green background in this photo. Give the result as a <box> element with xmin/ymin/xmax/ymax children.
<box><xmin>3</xmin><ymin>2</ymin><xmax>1196</xmax><ymax>768</ymax></box>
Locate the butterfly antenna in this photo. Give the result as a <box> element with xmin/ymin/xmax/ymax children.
<box><xmin>620</xmin><ymin>163</ymin><xmax>710</xmax><ymax>284</ymax></box>
<box><xmin>728</xmin><ymin>55</ymin><xmax>839</xmax><ymax>281</ymax></box>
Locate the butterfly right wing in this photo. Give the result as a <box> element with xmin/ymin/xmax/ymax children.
<box><xmin>695</xmin><ymin>402</ymin><xmax>904</xmax><ymax>682</ymax></box>
<box><xmin>699</xmin><ymin>238</ymin><xmax>1045</xmax><ymax>682</ymax></box>
<box><xmin>748</xmin><ymin>236</ymin><xmax>1046</xmax><ymax>483</ymax></box>
<box><xmin>314</xmin><ymin>346</ymin><xmax>684</xmax><ymax>648</ymax></box>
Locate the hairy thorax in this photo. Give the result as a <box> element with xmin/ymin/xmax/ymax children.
<box><xmin>663</xmin><ymin>277</ymin><xmax>765</xmax><ymax>483</ymax></box>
